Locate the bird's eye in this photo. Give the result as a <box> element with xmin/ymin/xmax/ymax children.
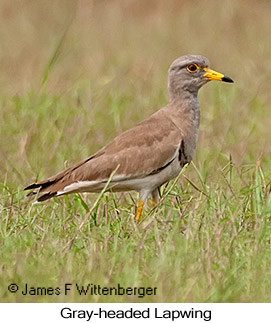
<box><xmin>187</xmin><ymin>64</ymin><xmax>199</xmax><ymax>72</ymax></box>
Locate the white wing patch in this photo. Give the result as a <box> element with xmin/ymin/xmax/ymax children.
<box><xmin>57</xmin><ymin>153</ymin><xmax>182</xmax><ymax>196</ymax></box>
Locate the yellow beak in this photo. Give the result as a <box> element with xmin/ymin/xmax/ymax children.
<box><xmin>203</xmin><ymin>67</ymin><xmax>234</xmax><ymax>83</ymax></box>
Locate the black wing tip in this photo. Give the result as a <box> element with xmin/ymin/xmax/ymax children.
<box><xmin>26</xmin><ymin>191</ymin><xmax>38</xmax><ymax>197</ymax></box>
<box><xmin>24</xmin><ymin>183</ymin><xmax>40</xmax><ymax>191</ymax></box>
<box><xmin>37</xmin><ymin>192</ymin><xmax>57</xmax><ymax>202</ymax></box>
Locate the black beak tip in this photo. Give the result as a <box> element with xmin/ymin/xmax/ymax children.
<box><xmin>222</xmin><ymin>76</ymin><xmax>234</xmax><ymax>83</ymax></box>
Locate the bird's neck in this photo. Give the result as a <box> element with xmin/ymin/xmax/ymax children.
<box><xmin>166</xmin><ymin>92</ymin><xmax>201</xmax><ymax>135</ymax></box>
<box><xmin>168</xmin><ymin>91</ymin><xmax>200</xmax><ymax>119</ymax></box>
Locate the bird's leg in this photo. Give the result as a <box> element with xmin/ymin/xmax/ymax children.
<box><xmin>136</xmin><ymin>191</ymin><xmax>151</xmax><ymax>222</ymax></box>
<box><xmin>151</xmin><ymin>187</ymin><xmax>160</xmax><ymax>208</ymax></box>
<box><xmin>136</xmin><ymin>189</ymin><xmax>159</xmax><ymax>222</ymax></box>
<box><xmin>136</xmin><ymin>199</ymin><xmax>144</xmax><ymax>222</ymax></box>
<box><xmin>151</xmin><ymin>198</ymin><xmax>157</xmax><ymax>208</ymax></box>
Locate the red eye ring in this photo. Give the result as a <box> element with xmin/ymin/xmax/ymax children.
<box><xmin>187</xmin><ymin>64</ymin><xmax>198</xmax><ymax>72</ymax></box>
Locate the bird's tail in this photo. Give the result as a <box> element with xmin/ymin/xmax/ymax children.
<box><xmin>24</xmin><ymin>157</ymin><xmax>92</xmax><ymax>201</ymax></box>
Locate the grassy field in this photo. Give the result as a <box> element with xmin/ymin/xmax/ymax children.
<box><xmin>1</xmin><ymin>0</ymin><xmax>271</xmax><ymax>302</ymax></box>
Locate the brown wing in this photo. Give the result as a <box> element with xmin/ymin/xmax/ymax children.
<box><xmin>24</xmin><ymin>109</ymin><xmax>182</xmax><ymax>200</ymax></box>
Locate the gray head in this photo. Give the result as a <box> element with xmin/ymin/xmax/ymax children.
<box><xmin>168</xmin><ymin>54</ymin><xmax>233</xmax><ymax>101</ymax></box>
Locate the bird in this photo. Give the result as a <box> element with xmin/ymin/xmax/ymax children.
<box><xmin>25</xmin><ymin>55</ymin><xmax>233</xmax><ymax>221</ymax></box>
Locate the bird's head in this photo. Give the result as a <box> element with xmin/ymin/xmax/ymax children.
<box><xmin>168</xmin><ymin>55</ymin><xmax>233</xmax><ymax>100</ymax></box>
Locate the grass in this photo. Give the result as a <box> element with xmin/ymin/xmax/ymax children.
<box><xmin>1</xmin><ymin>0</ymin><xmax>271</xmax><ymax>302</ymax></box>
